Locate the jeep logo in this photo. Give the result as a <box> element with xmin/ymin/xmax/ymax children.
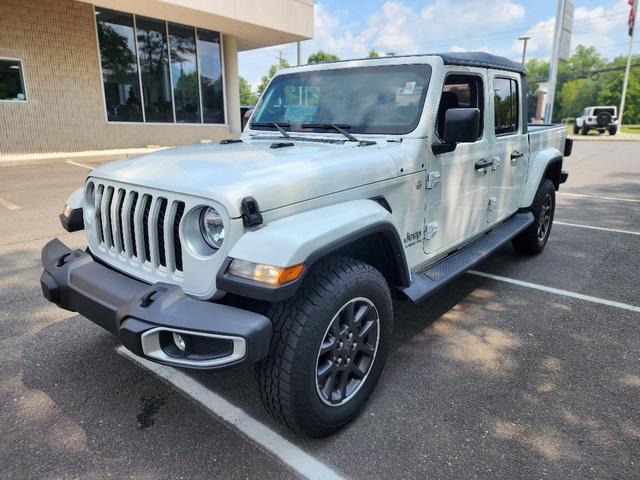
<box><xmin>403</xmin><ymin>230</ymin><xmax>422</xmax><ymax>247</ymax></box>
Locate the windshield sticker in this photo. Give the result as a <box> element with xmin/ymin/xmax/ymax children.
<box><xmin>402</xmin><ymin>81</ymin><xmax>416</xmax><ymax>95</ymax></box>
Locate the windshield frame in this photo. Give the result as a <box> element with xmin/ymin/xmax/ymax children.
<box><xmin>249</xmin><ymin>63</ymin><xmax>432</xmax><ymax>136</ymax></box>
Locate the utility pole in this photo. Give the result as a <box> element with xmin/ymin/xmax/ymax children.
<box><xmin>544</xmin><ymin>0</ymin><xmax>566</xmax><ymax>124</ymax></box>
<box><xmin>276</xmin><ymin>49</ymin><xmax>285</xmax><ymax>69</ymax></box>
<box><xmin>620</xmin><ymin>0</ymin><xmax>638</xmax><ymax>128</ymax></box>
<box><xmin>518</xmin><ymin>36</ymin><xmax>530</xmax><ymax>65</ymax></box>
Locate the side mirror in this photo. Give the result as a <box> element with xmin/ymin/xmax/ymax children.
<box><xmin>443</xmin><ymin>108</ymin><xmax>481</xmax><ymax>144</ymax></box>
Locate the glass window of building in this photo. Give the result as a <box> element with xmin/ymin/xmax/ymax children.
<box><xmin>197</xmin><ymin>30</ymin><xmax>225</xmax><ymax>124</ymax></box>
<box><xmin>95</xmin><ymin>8</ymin><xmax>142</xmax><ymax>121</ymax></box>
<box><xmin>0</xmin><ymin>59</ymin><xmax>27</xmax><ymax>101</ymax></box>
<box><xmin>136</xmin><ymin>16</ymin><xmax>174</xmax><ymax>123</ymax></box>
<box><xmin>169</xmin><ymin>23</ymin><xmax>200</xmax><ymax>123</ymax></box>
<box><xmin>94</xmin><ymin>8</ymin><xmax>225</xmax><ymax>125</ymax></box>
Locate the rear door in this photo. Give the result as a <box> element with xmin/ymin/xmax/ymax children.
<box><xmin>487</xmin><ymin>72</ymin><xmax>528</xmax><ymax>223</ymax></box>
<box><xmin>424</xmin><ymin>70</ymin><xmax>491</xmax><ymax>254</ymax></box>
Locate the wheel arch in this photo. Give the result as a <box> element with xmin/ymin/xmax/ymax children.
<box><xmin>217</xmin><ymin>200</ymin><xmax>410</xmax><ymax>302</ymax></box>
<box><xmin>520</xmin><ymin>149</ymin><xmax>563</xmax><ymax>209</ymax></box>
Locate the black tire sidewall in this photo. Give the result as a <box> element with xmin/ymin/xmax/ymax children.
<box><xmin>288</xmin><ymin>261</ymin><xmax>392</xmax><ymax>434</ymax></box>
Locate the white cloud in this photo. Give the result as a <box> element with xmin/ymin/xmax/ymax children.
<box><xmin>516</xmin><ymin>0</ymin><xmax>630</xmax><ymax>59</ymax></box>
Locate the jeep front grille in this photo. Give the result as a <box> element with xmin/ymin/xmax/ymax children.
<box><xmin>93</xmin><ymin>182</ymin><xmax>185</xmax><ymax>274</ymax></box>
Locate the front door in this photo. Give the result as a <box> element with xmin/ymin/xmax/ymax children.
<box><xmin>424</xmin><ymin>71</ymin><xmax>491</xmax><ymax>254</ymax></box>
<box><xmin>487</xmin><ymin>72</ymin><xmax>528</xmax><ymax>223</ymax></box>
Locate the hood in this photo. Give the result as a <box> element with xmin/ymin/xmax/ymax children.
<box><xmin>89</xmin><ymin>139</ymin><xmax>400</xmax><ymax>218</ymax></box>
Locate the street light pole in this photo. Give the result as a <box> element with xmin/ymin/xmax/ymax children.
<box><xmin>518</xmin><ymin>36</ymin><xmax>530</xmax><ymax>65</ymax></box>
<box><xmin>619</xmin><ymin>0</ymin><xmax>638</xmax><ymax>128</ymax></box>
<box><xmin>544</xmin><ymin>0</ymin><xmax>566</xmax><ymax>124</ymax></box>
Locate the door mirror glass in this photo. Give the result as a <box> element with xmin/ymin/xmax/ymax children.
<box><xmin>443</xmin><ymin>108</ymin><xmax>481</xmax><ymax>144</ymax></box>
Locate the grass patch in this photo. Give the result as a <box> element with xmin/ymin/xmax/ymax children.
<box><xmin>621</xmin><ymin>125</ymin><xmax>640</xmax><ymax>134</ymax></box>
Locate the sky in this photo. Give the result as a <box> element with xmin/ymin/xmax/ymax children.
<box><xmin>239</xmin><ymin>0</ymin><xmax>636</xmax><ymax>91</ymax></box>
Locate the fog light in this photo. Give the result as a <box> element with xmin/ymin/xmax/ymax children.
<box><xmin>173</xmin><ymin>332</ymin><xmax>186</xmax><ymax>352</ymax></box>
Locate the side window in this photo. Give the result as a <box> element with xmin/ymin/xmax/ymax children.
<box><xmin>0</xmin><ymin>58</ymin><xmax>27</xmax><ymax>101</ymax></box>
<box><xmin>436</xmin><ymin>74</ymin><xmax>484</xmax><ymax>140</ymax></box>
<box><xmin>494</xmin><ymin>77</ymin><xmax>519</xmax><ymax>135</ymax></box>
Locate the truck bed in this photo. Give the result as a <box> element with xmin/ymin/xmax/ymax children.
<box><xmin>528</xmin><ymin>123</ymin><xmax>566</xmax><ymax>158</ymax></box>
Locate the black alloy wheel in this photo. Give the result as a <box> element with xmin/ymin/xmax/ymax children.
<box><xmin>315</xmin><ymin>297</ymin><xmax>380</xmax><ymax>406</ymax></box>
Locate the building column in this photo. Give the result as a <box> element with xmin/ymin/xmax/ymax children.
<box><xmin>223</xmin><ymin>34</ymin><xmax>241</xmax><ymax>134</ymax></box>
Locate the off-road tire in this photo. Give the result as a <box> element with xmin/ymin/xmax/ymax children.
<box><xmin>572</xmin><ymin>123</ymin><xmax>579</xmax><ymax>135</ymax></box>
<box><xmin>581</xmin><ymin>126</ymin><xmax>589</xmax><ymax>135</ymax></box>
<box><xmin>609</xmin><ymin>127</ymin><xmax>617</xmax><ymax>136</ymax></box>
<box><xmin>512</xmin><ymin>179</ymin><xmax>556</xmax><ymax>255</ymax></box>
<box><xmin>256</xmin><ymin>256</ymin><xmax>393</xmax><ymax>437</ymax></box>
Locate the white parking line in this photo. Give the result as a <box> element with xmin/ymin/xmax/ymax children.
<box><xmin>557</xmin><ymin>192</ymin><xmax>640</xmax><ymax>203</ymax></box>
<box><xmin>116</xmin><ymin>346</ymin><xmax>344</xmax><ymax>480</ymax></box>
<box><xmin>468</xmin><ymin>270</ymin><xmax>640</xmax><ymax>313</ymax></box>
<box><xmin>0</xmin><ymin>197</ymin><xmax>20</xmax><ymax>210</ymax></box>
<box><xmin>66</xmin><ymin>160</ymin><xmax>93</xmax><ymax>170</ymax></box>
<box><xmin>555</xmin><ymin>221</ymin><xmax>640</xmax><ymax>236</ymax></box>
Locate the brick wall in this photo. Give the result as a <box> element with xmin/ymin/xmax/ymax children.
<box><xmin>0</xmin><ymin>0</ymin><xmax>229</xmax><ymax>155</ymax></box>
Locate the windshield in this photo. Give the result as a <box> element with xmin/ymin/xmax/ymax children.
<box><xmin>251</xmin><ymin>64</ymin><xmax>432</xmax><ymax>135</ymax></box>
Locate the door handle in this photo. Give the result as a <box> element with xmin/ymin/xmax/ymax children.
<box><xmin>474</xmin><ymin>158</ymin><xmax>493</xmax><ymax>170</ymax></box>
<box><xmin>511</xmin><ymin>151</ymin><xmax>525</xmax><ymax>160</ymax></box>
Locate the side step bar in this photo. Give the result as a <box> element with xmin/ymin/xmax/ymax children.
<box><xmin>402</xmin><ymin>212</ymin><xmax>534</xmax><ymax>303</ymax></box>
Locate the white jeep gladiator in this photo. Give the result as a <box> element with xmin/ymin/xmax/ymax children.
<box><xmin>42</xmin><ymin>52</ymin><xmax>570</xmax><ymax>437</ymax></box>
<box><xmin>574</xmin><ymin>105</ymin><xmax>618</xmax><ymax>135</ymax></box>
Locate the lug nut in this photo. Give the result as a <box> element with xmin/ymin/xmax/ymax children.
<box><xmin>348</xmin><ymin>332</ymin><xmax>354</xmax><ymax>340</ymax></box>
<box><xmin>352</xmin><ymin>342</ymin><xmax>358</xmax><ymax>350</ymax></box>
<box><xmin>338</xmin><ymin>341</ymin><xmax>344</xmax><ymax>349</ymax></box>
<box><xmin>335</xmin><ymin>357</ymin><xmax>342</xmax><ymax>365</ymax></box>
<box><xmin>345</xmin><ymin>358</ymin><xmax>351</xmax><ymax>365</ymax></box>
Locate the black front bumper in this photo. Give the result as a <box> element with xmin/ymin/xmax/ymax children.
<box><xmin>40</xmin><ymin>239</ymin><xmax>272</xmax><ymax>370</ymax></box>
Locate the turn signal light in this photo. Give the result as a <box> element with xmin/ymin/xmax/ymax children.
<box><xmin>228</xmin><ymin>259</ymin><xmax>305</xmax><ymax>285</ymax></box>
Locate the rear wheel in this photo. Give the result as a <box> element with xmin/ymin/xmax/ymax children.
<box><xmin>609</xmin><ymin>127</ymin><xmax>617</xmax><ymax>136</ymax></box>
<box><xmin>512</xmin><ymin>179</ymin><xmax>555</xmax><ymax>255</ymax></box>
<box><xmin>256</xmin><ymin>257</ymin><xmax>392</xmax><ymax>437</ymax></box>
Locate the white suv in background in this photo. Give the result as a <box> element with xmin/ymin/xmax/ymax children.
<box><xmin>574</xmin><ymin>106</ymin><xmax>618</xmax><ymax>135</ymax></box>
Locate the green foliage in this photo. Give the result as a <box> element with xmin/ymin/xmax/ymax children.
<box><xmin>526</xmin><ymin>45</ymin><xmax>640</xmax><ymax>124</ymax></box>
<box><xmin>307</xmin><ymin>51</ymin><xmax>341</xmax><ymax>64</ymax></box>
<box><xmin>257</xmin><ymin>57</ymin><xmax>290</xmax><ymax>96</ymax></box>
<box><xmin>239</xmin><ymin>76</ymin><xmax>257</xmax><ymax>105</ymax></box>
<box><xmin>368</xmin><ymin>49</ymin><xmax>380</xmax><ymax>58</ymax></box>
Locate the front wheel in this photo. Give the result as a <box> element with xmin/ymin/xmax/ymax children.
<box><xmin>581</xmin><ymin>126</ymin><xmax>589</xmax><ymax>135</ymax></box>
<box><xmin>573</xmin><ymin>123</ymin><xmax>579</xmax><ymax>134</ymax></box>
<box><xmin>512</xmin><ymin>179</ymin><xmax>556</xmax><ymax>255</ymax></box>
<box><xmin>256</xmin><ymin>257</ymin><xmax>393</xmax><ymax>437</ymax></box>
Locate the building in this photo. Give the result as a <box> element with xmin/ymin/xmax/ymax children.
<box><xmin>0</xmin><ymin>0</ymin><xmax>313</xmax><ymax>156</ymax></box>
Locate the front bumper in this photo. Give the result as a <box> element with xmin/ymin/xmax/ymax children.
<box><xmin>40</xmin><ymin>239</ymin><xmax>272</xmax><ymax>370</ymax></box>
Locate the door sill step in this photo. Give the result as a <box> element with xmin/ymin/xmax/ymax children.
<box><xmin>402</xmin><ymin>212</ymin><xmax>534</xmax><ymax>303</ymax></box>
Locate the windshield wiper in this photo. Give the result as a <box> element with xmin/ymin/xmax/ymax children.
<box><xmin>250</xmin><ymin>122</ymin><xmax>291</xmax><ymax>139</ymax></box>
<box><xmin>302</xmin><ymin>123</ymin><xmax>360</xmax><ymax>143</ymax></box>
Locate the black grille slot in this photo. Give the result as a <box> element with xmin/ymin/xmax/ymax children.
<box><xmin>157</xmin><ymin>198</ymin><xmax>168</xmax><ymax>267</ymax></box>
<box><xmin>189</xmin><ymin>335</ymin><xmax>234</xmax><ymax>358</ymax></box>
<box><xmin>105</xmin><ymin>186</ymin><xmax>115</xmax><ymax>247</ymax></box>
<box><xmin>129</xmin><ymin>192</ymin><xmax>138</xmax><ymax>258</ymax></box>
<box><xmin>142</xmin><ymin>195</ymin><xmax>152</xmax><ymax>262</ymax></box>
<box><xmin>116</xmin><ymin>189</ymin><xmax>125</xmax><ymax>250</ymax></box>
<box><xmin>96</xmin><ymin>185</ymin><xmax>104</xmax><ymax>244</ymax></box>
<box><xmin>174</xmin><ymin>202</ymin><xmax>185</xmax><ymax>272</ymax></box>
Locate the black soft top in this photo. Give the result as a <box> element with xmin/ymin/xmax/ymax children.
<box><xmin>436</xmin><ymin>52</ymin><xmax>526</xmax><ymax>75</ymax></box>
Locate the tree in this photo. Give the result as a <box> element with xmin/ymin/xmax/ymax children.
<box><xmin>257</xmin><ymin>57</ymin><xmax>290</xmax><ymax>96</ymax></box>
<box><xmin>239</xmin><ymin>76</ymin><xmax>257</xmax><ymax>105</ymax></box>
<box><xmin>368</xmin><ymin>49</ymin><xmax>380</xmax><ymax>58</ymax></box>
<box><xmin>307</xmin><ymin>51</ymin><xmax>340</xmax><ymax>64</ymax></box>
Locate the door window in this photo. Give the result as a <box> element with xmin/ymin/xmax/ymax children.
<box><xmin>494</xmin><ymin>78</ymin><xmax>519</xmax><ymax>135</ymax></box>
<box><xmin>435</xmin><ymin>74</ymin><xmax>484</xmax><ymax>140</ymax></box>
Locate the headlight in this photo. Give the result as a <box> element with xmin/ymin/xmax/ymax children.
<box><xmin>228</xmin><ymin>259</ymin><xmax>305</xmax><ymax>285</ymax></box>
<box><xmin>200</xmin><ymin>207</ymin><xmax>225</xmax><ymax>249</ymax></box>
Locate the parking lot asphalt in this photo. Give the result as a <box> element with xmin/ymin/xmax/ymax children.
<box><xmin>0</xmin><ymin>142</ymin><xmax>638</xmax><ymax>479</ymax></box>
